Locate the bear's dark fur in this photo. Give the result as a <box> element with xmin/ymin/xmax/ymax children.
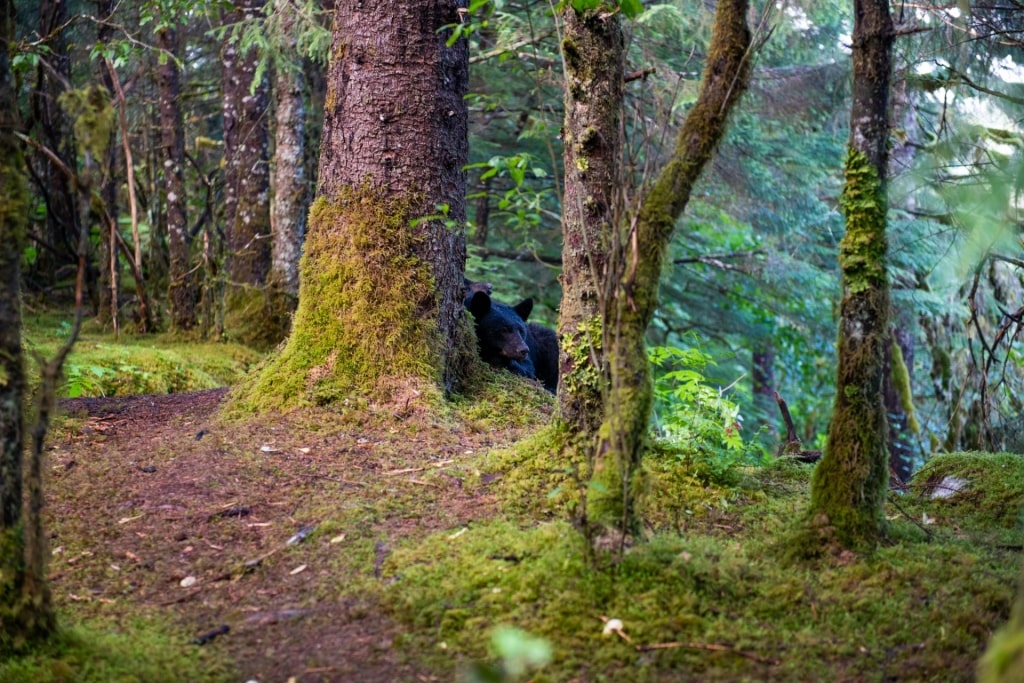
<box><xmin>465</xmin><ymin>290</ymin><xmax>534</xmax><ymax>380</ymax></box>
<box><xmin>462</xmin><ymin>277</ymin><xmax>492</xmax><ymax>305</ymax></box>
<box><xmin>524</xmin><ymin>320</ymin><xmax>559</xmax><ymax>393</ymax></box>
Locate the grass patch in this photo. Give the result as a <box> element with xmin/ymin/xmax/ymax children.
<box><xmin>378</xmin><ymin>454</ymin><xmax>1021</xmax><ymax>682</ymax></box>
<box><xmin>22</xmin><ymin>313</ymin><xmax>261</xmax><ymax>398</ymax></box>
<box><xmin>0</xmin><ymin>617</ymin><xmax>232</xmax><ymax>683</ymax></box>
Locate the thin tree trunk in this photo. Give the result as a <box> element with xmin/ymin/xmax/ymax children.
<box><xmin>1</xmin><ymin>0</ymin><xmax>57</xmax><ymax>640</ymax></box>
<box><xmin>590</xmin><ymin>0</ymin><xmax>752</xmax><ymax>533</ymax></box>
<box><xmin>30</xmin><ymin>0</ymin><xmax>78</xmax><ymax>292</ymax></box>
<box><xmin>95</xmin><ymin>0</ymin><xmax>119</xmax><ymax>326</ymax></box>
<box><xmin>270</xmin><ymin>0</ymin><xmax>306</xmax><ymax>299</ymax></box>
<box><xmin>807</xmin><ymin>0</ymin><xmax>894</xmax><ymax>552</ymax></box>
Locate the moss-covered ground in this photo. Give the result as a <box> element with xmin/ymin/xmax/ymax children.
<box><xmin>3</xmin><ymin>315</ymin><xmax>1021</xmax><ymax>682</ymax></box>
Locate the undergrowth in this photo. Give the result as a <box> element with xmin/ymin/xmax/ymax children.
<box><xmin>22</xmin><ymin>314</ymin><xmax>261</xmax><ymax>398</ymax></box>
<box><xmin>378</xmin><ymin>453</ymin><xmax>1023</xmax><ymax>682</ymax></box>
<box><xmin>0</xmin><ymin>618</ymin><xmax>232</xmax><ymax>683</ymax></box>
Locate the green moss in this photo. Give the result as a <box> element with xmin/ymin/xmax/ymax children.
<box><xmin>905</xmin><ymin>452</ymin><xmax>1024</xmax><ymax>532</ymax></box>
<box><xmin>229</xmin><ymin>187</ymin><xmax>445</xmax><ymax>413</ymax></box>
<box><xmin>838</xmin><ymin>149</ymin><xmax>888</xmax><ymax>294</ymax></box>
<box><xmin>57</xmin><ymin>86</ymin><xmax>116</xmax><ymax>162</ymax></box>
<box><xmin>378</xmin><ymin>499</ymin><xmax>1017</xmax><ymax>682</ymax></box>
<box><xmin>0</xmin><ymin>618</ymin><xmax>232</xmax><ymax>682</ymax></box>
<box><xmin>222</xmin><ymin>285</ymin><xmax>293</xmax><ymax>351</ymax></box>
<box><xmin>22</xmin><ymin>318</ymin><xmax>261</xmax><ymax>398</ymax></box>
<box><xmin>890</xmin><ymin>338</ymin><xmax>920</xmax><ymax>433</ymax></box>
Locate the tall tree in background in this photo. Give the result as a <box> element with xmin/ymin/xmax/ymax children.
<box><xmin>804</xmin><ymin>0</ymin><xmax>894</xmax><ymax>552</ymax></box>
<box><xmin>221</xmin><ymin>0</ymin><xmax>279</xmax><ymax>348</ymax></box>
<box><xmin>269</xmin><ymin>0</ymin><xmax>307</xmax><ymax>299</ymax></box>
<box><xmin>158</xmin><ymin>15</ymin><xmax>198</xmax><ymax>331</ymax></box>
<box><xmin>235</xmin><ymin>0</ymin><xmax>469</xmax><ymax>410</ymax></box>
<box><xmin>95</xmin><ymin>0</ymin><xmax>120</xmax><ymax>324</ymax></box>
<box><xmin>28</xmin><ymin>0</ymin><xmax>78</xmax><ymax>293</ymax></box>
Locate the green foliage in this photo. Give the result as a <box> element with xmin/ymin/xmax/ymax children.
<box><xmin>0</xmin><ymin>619</ymin><xmax>231</xmax><ymax>683</ymax></box>
<box><xmin>22</xmin><ymin>315</ymin><xmax>262</xmax><ymax>399</ymax></box>
<box><xmin>463</xmin><ymin>626</ymin><xmax>553</xmax><ymax>682</ymax></box>
<box><xmin>467</xmin><ymin>154</ymin><xmax>553</xmax><ymax>238</ymax></box>
<box><xmin>565</xmin><ymin>0</ymin><xmax>643</xmax><ymax>19</ymax></box>
<box><xmin>648</xmin><ymin>342</ymin><xmax>766</xmax><ymax>475</ymax></box>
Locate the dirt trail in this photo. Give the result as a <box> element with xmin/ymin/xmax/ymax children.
<box><xmin>48</xmin><ymin>388</ymin><xmax>511</xmax><ymax>682</ymax></box>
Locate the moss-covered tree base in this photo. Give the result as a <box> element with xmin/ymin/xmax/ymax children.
<box><xmin>222</xmin><ymin>285</ymin><xmax>294</xmax><ymax>351</ymax></box>
<box><xmin>1</xmin><ymin>527</ymin><xmax>56</xmax><ymax>654</ymax></box>
<box><xmin>229</xmin><ymin>188</ymin><xmax>459</xmax><ymax>414</ymax></box>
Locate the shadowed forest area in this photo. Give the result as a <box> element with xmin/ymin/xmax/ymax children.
<box><xmin>2</xmin><ymin>1</ymin><xmax>1024</xmax><ymax>681</ymax></box>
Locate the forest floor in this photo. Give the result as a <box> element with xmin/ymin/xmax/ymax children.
<box><xmin>22</xmin><ymin>376</ymin><xmax>1023</xmax><ymax>683</ymax></box>
<box><xmin>44</xmin><ymin>387</ymin><xmax>542</xmax><ymax>682</ymax></box>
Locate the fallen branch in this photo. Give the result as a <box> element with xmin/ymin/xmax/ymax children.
<box><xmin>383</xmin><ymin>459</ymin><xmax>455</xmax><ymax>476</ymax></box>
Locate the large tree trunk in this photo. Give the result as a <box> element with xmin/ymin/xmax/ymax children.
<box><xmin>587</xmin><ymin>0</ymin><xmax>752</xmax><ymax>533</ymax></box>
<box><xmin>159</xmin><ymin>25</ymin><xmax>197</xmax><ymax>331</ymax></box>
<box><xmin>806</xmin><ymin>0</ymin><xmax>894</xmax><ymax>552</ymax></box>
<box><xmin>233</xmin><ymin>0</ymin><xmax>469</xmax><ymax>411</ymax></box>
<box><xmin>221</xmin><ymin>0</ymin><xmax>281</xmax><ymax>348</ymax></box>
<box><xmin>558</xmin><ymin>7</ymin><xmax>625</xmax><ymax>438</ymax></box>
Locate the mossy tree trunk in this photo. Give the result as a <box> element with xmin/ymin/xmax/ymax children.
<box><xmin>558</xmin><ymin>7</ymin><xmax>625</xmax><ymax>439</ymax></box>
<box><xmin>221</xmin><ymin>0</ymin><xmax>285</xmax><ymax>349</ymax></box>
<box><xmin>235</xmin><ymin>0</ymin><xmax>469</xmax><ymax>411</ymax></box>
<box><xmin>806</xmin><ymin>0</ymin><xmax>894</xmax><ymax>552</ymax></box>
<box><xmin>583</xmin><ymin>0</ymin><xmax>752</xmax><ymax>533</ymax></box>
<box><xmin>159</xmin><ymin>24</ymin><xmax>198</xmax><ymax>332</ymax></box>
<box><xmin>1</xmin><ymin>0</ymin><xmax>56</xmax><ymax>648</ymax></box>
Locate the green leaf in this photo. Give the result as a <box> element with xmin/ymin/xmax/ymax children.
<box><xmin>620</xmin><ymin>0</ymin><xmax>644</xmax><ymax>17</ymax></box>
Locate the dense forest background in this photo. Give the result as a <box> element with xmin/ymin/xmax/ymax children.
<box><xmin>5</xmin><ymin>1</ymin><xmax>1023</xmax><ymax>476</ymax></box>
<box><xmin>3</xmin><ymin>1</ymin><xmax>1024</xmax><ymax>680</ymax></box>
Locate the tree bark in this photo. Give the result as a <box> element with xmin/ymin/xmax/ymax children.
<box><xmin>95</xmin><ymin>0</ymin><xmax>120</xmax><ymax>325</ymax></box>
<box><xmin>1</xmin><ymin>0</ymin><xmax>56</xmax><ymax>646</ymax></box>
<box><xmin>807</xmin><ymin>0</ymin><xmax>894</xmax><ymax>552</ymax></box>
<box><xmin>159</xmin><ymin>25</ymin><xmax>198</xmax><ymax>331</ymax></box>
<box><xmin>558</xmin><ymin>6</ymin><xmax>625</xmax><ymax>438</ymax></box>
<box><xmin>589</xmin><ymin>0</ymin><xmax>752</xmax><ymax>533</ymax></box>
<box><xmin>221</xmin><ymin>0</ymin><xmax>279</xmax><ymax>348</ymax></box>
<box><xmin>270</xmin><ymin>0</ymin><xmax>307</xmax><ymax>299</ymax></box>
<box><xmin>234</xmin><ymin>0</ymin><xmax>469</xmax><ymax>410</ymax></box>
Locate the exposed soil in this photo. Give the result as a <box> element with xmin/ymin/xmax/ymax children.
<box><xmin>46</xmin><ymin>388</ymin><xmax>533</xmax><ymax>682</ymax></box>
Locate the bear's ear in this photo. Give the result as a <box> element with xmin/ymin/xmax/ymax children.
<box><xmin>513</xmin><ymin>298</ymin><xmax>534</xmax><ymax>321</ymax></box>
<box><xmin>468</xmin><ymin>290</ymin><xmax>492</xmax><ymax>318</ymax></box>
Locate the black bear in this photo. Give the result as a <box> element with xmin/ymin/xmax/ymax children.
<box><xmin>465</xmin><ymin>290</ymin><xmax>536</xmax><ymax>381</ymax></box>
<box><xmin>504</xmin><ymin>296</ymin><xmax>559</xmax><ymax>394</ymax></box>
<box><xmin>462</xmin><ymin>277</ymin><xmax>492</xmax><ymax>304</ymax></box>
<box><xmin>464</xmin><ymin>284</ymin><xmax>560</xmax><ymax>394</ymax></box>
